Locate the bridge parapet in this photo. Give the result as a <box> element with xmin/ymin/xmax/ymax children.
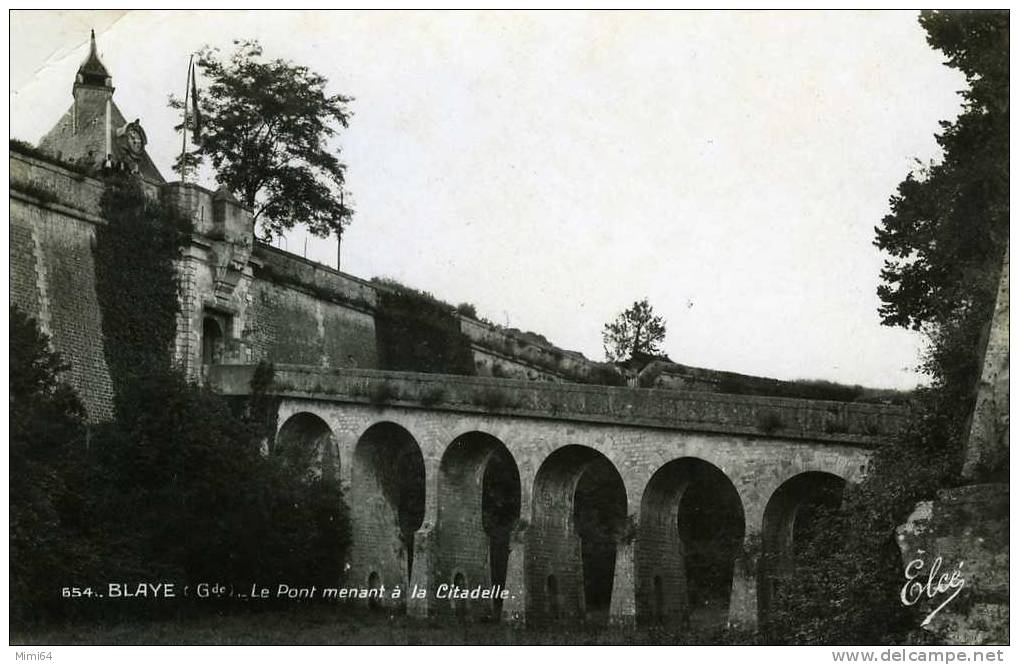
<box><xmin>210</xmin><ymin>364</ymin><xmax>908</xmax><ymax>447</ymax></box>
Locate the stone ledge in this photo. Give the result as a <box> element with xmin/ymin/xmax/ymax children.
<box><xmin>210</xmin><ymin>364</ymin><xmax>908</xmax><ymax>445</ymax></box>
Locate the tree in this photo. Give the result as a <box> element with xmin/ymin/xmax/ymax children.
<box><xmin>765</xmin><ymin>11</ymin><xmax>1009</xmax><ymax>645</ymax></box>
<box><xmin>10</xmin><ymin>307</ymin><xmax>87</xmax><ymax>625</ymax></box>
<box><xmin>172</xmin><ymin>40</ymin><xmax>354</xmax><ymax>241</ymax></box>
<box><xmin>874</xmin><ymin>10</ymin><xmax>1008</xmax><ymax>406</ymax></box>
<box><xmin>602</xmin><ymin>298</ymin><xmax>667</xmax><ymax>363</ymax></box>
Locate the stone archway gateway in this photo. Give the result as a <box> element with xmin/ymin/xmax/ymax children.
<box><xmin>526</xmin><ymin>445</ymin><xmax>627</xmax><ymax>625</ymax></box>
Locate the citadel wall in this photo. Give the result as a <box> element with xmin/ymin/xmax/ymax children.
<box><xmin>9</xmin><ymin>145</ymin><xmax>623</xmax><ymax>421</ymax></box>
<box><xmin>9</xmin><ymin>145</ymin><xmax>896</xmax><ymax>424</ymax></box>
<box><xmin>8</xmin><ymin>149</ymin><xmax>384</xmax><ymax>419</ymax></box>
<box><xmin>10</xmin><ymin>151</ymin><xmax>117</xmax><ymax>420</ymax></box>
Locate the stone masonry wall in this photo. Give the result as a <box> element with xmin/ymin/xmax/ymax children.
<box><xmin>244</xmin><ymin>277</ymin><xmax>378</xmax><ymax>370</ymax></box>
<box><xmin>212</xmin><ymin>365</ymin><xmax>906</xmax><ymax>445</ymax></box>
<box><xmin>212</xmin><ymin>364</ymin><xmax>892</xmax><ymax>625</ymax></box>
<box><xmin>10</xmin><ymin>149</ymin><xmax>382</xmax><ymax>394</ymax></box>
<box><xmin>10</xmin><ymin>153</ymin><xmax>120</xmax><ymax>421</ymax></box>
<box><xmin>264</xmin><ymin>394</ymin><xmax>872</xmax><ymax>626</ymax></box>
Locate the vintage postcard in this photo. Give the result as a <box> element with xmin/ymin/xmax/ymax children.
<box><xmin>7</xmin><ymin>8</ymin><xmax>1009</xmax><ymax>657</ymax></box>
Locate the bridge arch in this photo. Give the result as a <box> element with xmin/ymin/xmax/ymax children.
<box><xmin>526</xmin><ymin>445</ymin><xmax>627</xmax><ymax>624</ymax></box>
<box><xmin>275</xmin><ymin>412</ymin><xmax>340</xmax><ymax>480</ymax></box>
<box><xmin>350</xmin><ymin>421</ymin><xmax>426</xmax><ymax>608</ymax></box>
<box><xmin>636</xmin><ymin>457</ymin><xmax>745</xmax><ymax>629</ymax></box>
<box><xmin>435</xmin><ymin>430</ymin><xmax>521</xmax><ymax>619</ymax></box>
<box><xmin>758</xmin><ymin>470</ymin><xmax>847</xmax><ymax>625</ymax></box>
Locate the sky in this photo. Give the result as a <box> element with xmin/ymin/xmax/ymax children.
<box><xmin>9</xmin><ymin>10</ymin><xmax>966</xmax><ymax>390</ymax></box>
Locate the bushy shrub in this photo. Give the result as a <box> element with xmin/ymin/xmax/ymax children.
<box><xmin>10</xmin><ymin>307</ymin><xmax>88</xmax><ymax>625</ymax></box>
<box><xmin>582</xmin><ymin>363</ymin><xmax>625</xmax><ymax>387</ymax></box>
<box><xmin>765</xmin><ymin>391</ymin><xmax>960</xmax><ymax>644</ymax></box>
<box><xmin>372</xmin><ymin>277</ymin><xmax>476</xmax><ymax>376</ymax></box>
<box><xmin>755</xmin><ymin>411</ymin><xmax>784</xmax><ymax>435</ymax></box>
<box><xmin>368</xmin><ymin>381</ymin><xmax>401</xmax><ymax>405</ymax></box>
<box><xmin>419</xmin><ymin>385</ymin><xmax>448</xmax><ymax>406</ymax></box>
<box><xmin>456</xmin><ymin>302</ymin><xmax>478</xmax><ymax>319</ymax></box>
<box><xmin>472</xmin><ymin>387</ymin><xmax>515</xmax><ymax>410</ymax></box>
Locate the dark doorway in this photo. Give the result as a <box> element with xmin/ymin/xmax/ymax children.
<box><xmin>201</xmin><ymin>316</ymin><xmax>223</xmax><ymax>368</ymax></box>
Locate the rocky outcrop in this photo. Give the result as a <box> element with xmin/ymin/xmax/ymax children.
<box><xmin>897</xmin><ymin>245</ymin><xmax>1009</xmax><ymax>645</ymax></box>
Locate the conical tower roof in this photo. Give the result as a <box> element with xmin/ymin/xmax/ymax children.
<box><xmin>76</xmin><ymin>29</ymin><xmax>112</xmax><ymax>88</ymax></box>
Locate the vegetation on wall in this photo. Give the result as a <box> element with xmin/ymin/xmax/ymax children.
<box><xmin>716</xmin><ymin>376</ymin><xmax>912</xmax><ymax>405</ymax></box>
<box><xmin>10</xmin><ymin>180</ymin><xmax>60</xmax><ymax>206</ymax></box>
<box><xmin>579</xmin><ymin>362</ymin><xmax>626</xmax><ymax>387</ymax></box>
<box><xmin>93</xmin><ymin>173</ymin><xmax>190</xmax><ymax>413</ymax></box>
<box><xmin>10</xmin><ymin>138</ymin><xmax>93</xmax><ymax>177</ymax></box>
<box><xmin>372</xmin><ymin>277</ymin><xmax>476</xmax><ymax>376</ymax></box>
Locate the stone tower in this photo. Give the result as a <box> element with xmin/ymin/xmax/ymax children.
<box><xmin>38</xmin><ymin>30</ymin><xmax>164</xmax><ymax>183</ymax></box>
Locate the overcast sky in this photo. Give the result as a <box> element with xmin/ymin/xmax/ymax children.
<box><xmin>10</xmin><ymin>10</ymin><xmax>966</xmax><ymax>389</ymax></box>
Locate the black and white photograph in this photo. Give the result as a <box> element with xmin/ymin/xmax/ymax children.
<box><xmin>7</xmin><ymin>8</ymin><xmax>1009</xmax><ymax>655</ymax></box>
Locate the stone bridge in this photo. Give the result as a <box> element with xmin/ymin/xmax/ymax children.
<box><xmin>211</xmin><ymin>364</ymin><xmax>908</xmax><ymax>630</ymax></box>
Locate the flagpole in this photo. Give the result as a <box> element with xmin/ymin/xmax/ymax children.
<box><xmin>336</xmin><ymin>189</ymin><xmax>344</xmax><ymax>271</ymax></box>
<box><xmin>181</xmin><ymin>54</ymin><xmax>193</xmax><ymax>183</ymax></box>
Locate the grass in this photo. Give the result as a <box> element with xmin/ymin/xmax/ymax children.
<box><xmin>471</xmin><ymin>387</ymin><xmax>518</xmax><ymax>411</ymax></box>
<box><xmin>756</xmin><ymin>411</ymin><xmax>785</xmax><ymax>435</ymax></box>
<box><xmin>419</xmin><ymin>385</ymin><xmax>448</xmax><ymax>406</ymax></box>
<box><xmin>368</xmin><ymin>381</ymin><xmax>400</xmax><ymax>406</ymax></box>
<box><xmin>10</xmin><ymin>180</ymin><xmax>59</xmax><ymax>206</ymax></box>
<box><xmin>9</xmin><ymin>605</ymin><xmax>760</xmax><ymax>645</ymax></box>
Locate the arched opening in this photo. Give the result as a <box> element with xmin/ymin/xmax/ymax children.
<box><xmin>527</xmin><ymin>445</ymin><xmax>627</xmax><ymax>624</ymax></box>
<box><xmin>352</xmin><ymin>422</ymin><xmax>425</xmax><ymax>603</ymax></box>
<box><xmin>546</xmin><ymin>575</ymin><xmax>560</xmax><ymax>620</ymax></box>
<box><xmin>653</xmin><ymin>575</ymin><xmax>665</xmax><ymax>623</ymax></box>
<box><xmin>367</xmin><ymin>571</ymin><xmax>381</xmax><ymax>610</ymax></box>
<box><xmin>575</xmin><ymin>457</ymin><xmax>626</xmax><ymax>620</ymax></box>
<box><xmin>758</xmin><ymin>471</ymin><xmax>846</xmax><ymax>626</ymax></box>
<box><xmin>201</xmin><ymin>317</ymin><xmax>223</xmax><ymax>368</ymax></box>
<box><xmin>453</xmin><ymin>572</ymin><xmax>468</xmax><ymax>618</ymax></box>
<box><xmin>275</xmin><ymin>412</ymin><xmax>339</xmax><ymax>480</ymax></box>
<box><xmin>437</xmin><ymin>432</ymin><xmax>520</xmax><ymax>619</ymax></box>
<box><xmin>636</xmin><ymin>457</ymin><xmax>745</xmax><ymax>629</ymax></box>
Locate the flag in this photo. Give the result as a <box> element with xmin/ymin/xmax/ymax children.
<box><xmin>190</xmin><ymin>61</ymin><xmax>202</xmax><ymax>141</ymax></box>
